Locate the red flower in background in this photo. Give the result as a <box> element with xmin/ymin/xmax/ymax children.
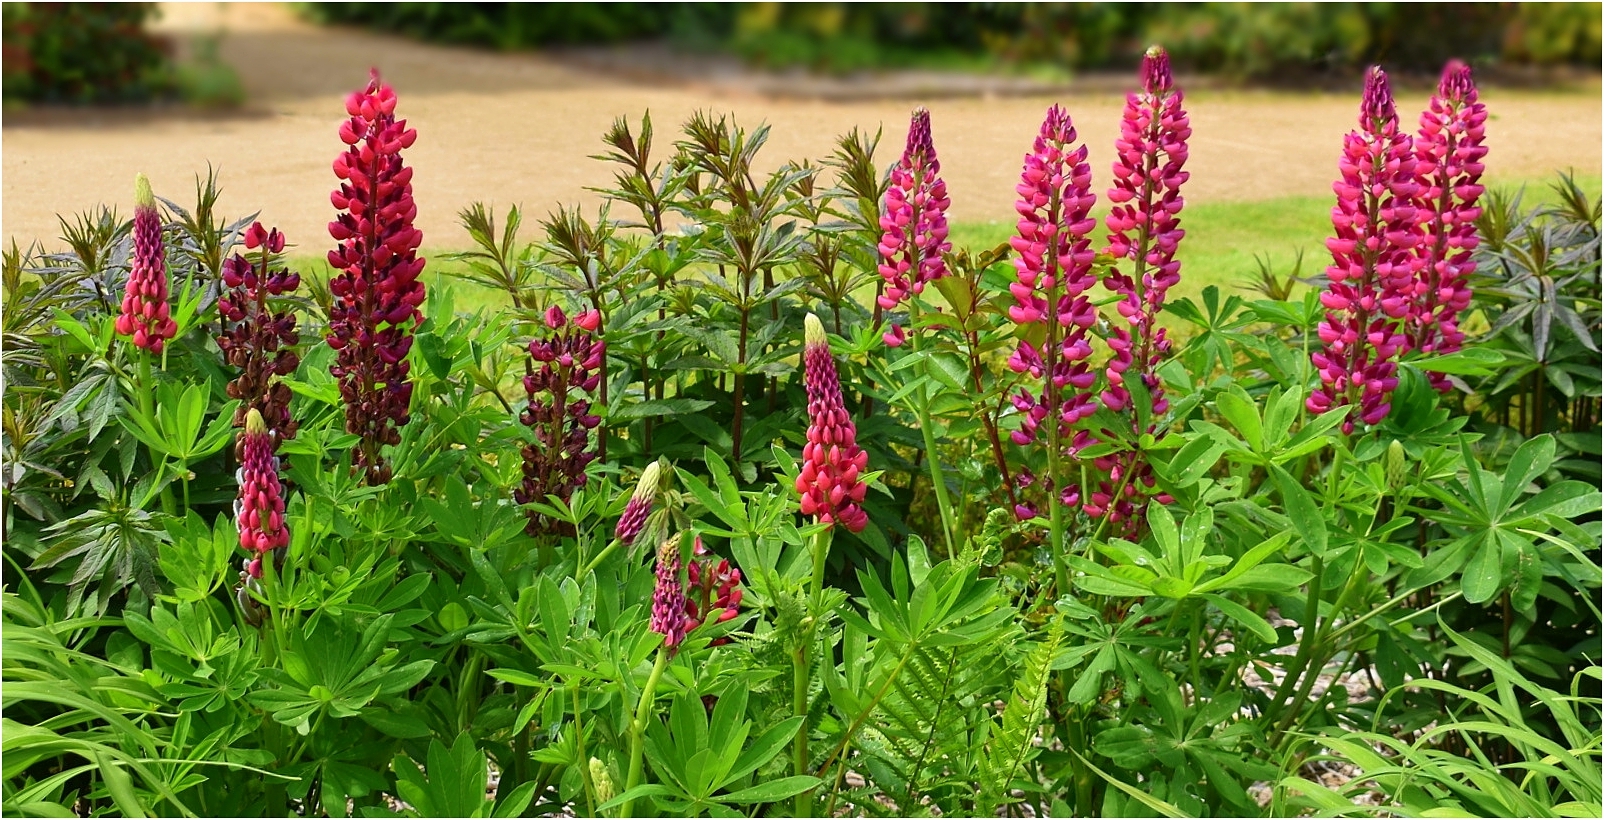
<box><xmin>1090</xmin><ymin>45</ymin><xmax>1189</xmax><ymax>530</ymax></box>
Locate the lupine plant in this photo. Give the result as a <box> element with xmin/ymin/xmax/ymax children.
<box><xmin>5</xmin><ymin>57</ymin><xmax>1600</xmax><ymax>820</ymax></box>
<box><xmin>326</xmin><ymin>69</ymin><xmax>426</xmax><ymax>484</ymax></box>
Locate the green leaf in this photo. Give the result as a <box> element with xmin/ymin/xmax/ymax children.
<box><xmin>719</xmin><ymin>775</ymin><xmax>822</xmax><ymax>804</ymax></box>
<box><xmin>1497</xmin><ymin>435</ymin><xmax>1555</xmax><ymax>517</ymax></box>
<box><xmin>1215</xmin><ymin>388</ymin><xmax>1263</xmax><ymax>452</ymax></box>
<box><xmin>1461</xmin><ymin>542</ymin><xmax>1503</xmax><ymax>605</ymax></box>
<box><xmin>1269</xmin><ymin>463</ymin><xmax>1326</xmax><ymax>555</ymax></box>
<box><xmin>92</xmin><ymin>751</ymin><xmax>147</xmax><ymax>818</ymax></box>
<box><xmin>1201</xmin><ymin>593</ymin><xmax>1278</xmax><ymax>643</ymax></box>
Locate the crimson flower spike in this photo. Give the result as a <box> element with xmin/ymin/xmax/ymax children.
<box><xmin>1410</xmin><ymin>59</ymin><xmax>1487</xmax><ymax>393</ymax></box>
<box><xmin>115</xmin><ymin>174</ymin><xmax>178</xmax><ymax>352</ymax></box>
<box><xmin>1004</xmin><ymin>105</ymin><xmax>1098</xmax><ymax>520</ymax></box>
<box><xmin>218</xmin><ymin>223</ymin><xmax>301</xmax><ymax>457</ymax></box>
<box><xmin>515</xmin><ymin>305</ymin><xmax>604</xmax><ymax>537</ymax></box>
<box><xmin>1090</xmin><ymin>45</ymin><xmax>1189</xmax><ymax>530</ymax></box>
<box><xmin>326</xmin><ymin>69</ymin><xmax>425</xmax><ymax>484</ymax></box>
<box><xmin>236</xmin><ymin>409</ymin><xmax>289</xmax><ymax>580</ymax></box>
<box><xmin>876</xmin><ymin>106</ymin><xmax>951</xmax><ymax>347</ymax></box>
<box><xmin>1309</xmin><ymin>66</ymin><xmax>1422</xmax><ymax>434</ymax></box>
<box><xmin>797</xmin><ymin>314</ymin><xmax>870</xmax><ymax>533</ymax></box>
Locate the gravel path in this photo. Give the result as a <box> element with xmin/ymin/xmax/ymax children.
<box><xmin>3</xmin><ymin>3</ymin><xmax>1599</xmax><ymax>251</ymax></box>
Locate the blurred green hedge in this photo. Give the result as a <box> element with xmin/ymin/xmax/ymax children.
<box><xmin>302</xmin><ymin>2</ymin><xmax>1602</xmax><ymax>79</ymax></box>
<box><xmin>2</xmin><ymin>2</ymin><xmax>169</xmax><ymax>103</ymax></box>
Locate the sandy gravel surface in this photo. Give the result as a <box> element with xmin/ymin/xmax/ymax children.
<box><xmin>3</xmin><ymin>2</ymin><xmax>1600</xmax><ymax>251</ymax></box>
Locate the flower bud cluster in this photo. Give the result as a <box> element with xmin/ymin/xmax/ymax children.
<box><xmin>515</xmin><ymin>305</ymin><xmax>604</xmax><ymax>537</ymax></box>
<box><xmin>235</xmin><ymin>409</ymin><xmax>289</xmax><ymax>579</ymax></box>
<box><xmin>1004</xmin><ymin>105</ymin><xmax>1099</xmax><ymax>519</ymax></box>
<box><xmin>1410</xmin><ymin>60</ymin><xmax>1486</xmax><ymax>393</ymax></box>
<box><xmin>325</xmin><ymin>70</ymin><xmax>426</xmax><ymax>483</ymax></box>
<box><xmin>614</xmin><ymin>460</ymin><xmax>662</xmax><ymax>546</ymax></box>
<box><xmin>218</xmin><ymin>223</ymin><xmax>301</xmax><ymax>456</ymax></box>
<box><xmin>1309</xmin><ymin>67</ymin><xmax>1422</xmax><ymax>434</ymax></box>
<box><xmin>115</xmin><ymin>174</ymin><xmax>178</xmax><ymax>353</ymax></box>
<box><xmin>876</xmin><ymin>107</ymin><xmax>951</xmax><ymax>347</ymax></box>
<box><xmin>797</xmin><ymin>314</ymin><xmax>870</xmax><ymax>533</ymax></box>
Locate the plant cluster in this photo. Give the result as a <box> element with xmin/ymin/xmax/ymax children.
<box><xmin>3</xmin><ymin>50</ymin><xmax>1600</xmax><ymax>820</ymax></box>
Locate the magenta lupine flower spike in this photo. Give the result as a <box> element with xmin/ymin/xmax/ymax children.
<box><xmin>650</xmin><ymin>535</ymin><xmax>688</xmax><ymax>651</ymax></box>
<box><xmin>218</xmin><ymin>223</ymin><xmax>301</xmax><ymax>457</ymax></box>
<box><xmin>115</xmin><ymin>173</ymin><xmax>178</xmax><ymax>353</ymax></box>
<box><xmin>614</xmin><ymin>460</ymin><xmax>663</xmax><ymax>546</ymax></box>
<box><xmin>326</xmin><ymin>69</ymin><xmax>426</xmax><ymax>484</ymax></box>
<box><xmin>1005</xmin><ymin>105</ymin><xmax>1099</xmax><ymax>520</ymax></box>
<box><xmin>236</xmin><ymin>409</ymin><xmax>289</xmax><ymax>580</ymax></box>
<box><xmin>1090</xmin><ymin>45</ymin><xmax>1190</xmax><ymax>529</ymax></box>
<box><xmin>876</xmin><ymin>106</ymin><xmax>952</xmax><ymax>346</ymax></box>
<box><xmin>797</xmin><ymin>314</ymin><xmax>870</xmax><ymax>533</ymax></box>
<box><xmin>1102</xmin><ymin>45</ymin><xmax>1188</xmax><ymax>417</ymax></box>
<box><xmin>1411</xmin><ymin>59</ymin><xmax>1487</xmax><ymax>393</ymax></box>
<box><xmin>1309</xmin><ymin>66</ymin><xmax>1422</xmax><ymax>434</ymax></box>
<box><xmin>516</xmin><ymin>306</ymin><xmax>604</xmax><ymax>536</ymax></box>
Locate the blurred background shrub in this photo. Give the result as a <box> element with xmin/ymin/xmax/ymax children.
<box><xmin>301</xmin><ymin>1</ymin><xmax>1603</xmax><ymax>80</ymax></box>
<box><xmin>2</xmin><ymin>2</ymin><xmax>168</xmax><ymax>103</ymax></box>
<box><xmin>2</xmin><ymin>1</ymin><xmax>243</xmax><ymax>107</ymax></box>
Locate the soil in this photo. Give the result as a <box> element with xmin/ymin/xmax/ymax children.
<box><xmin>2</xmin><ymin>2</ymin><xmax>1600</xmax><ymax>252</ymax></box>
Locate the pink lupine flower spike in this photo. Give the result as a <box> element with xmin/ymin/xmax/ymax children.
<box><xmin>876</xmin><ymin>107</ymin><xmax>951</xmax><ymax>346</ymax></box>
<box><xmin>1005</xmin><ymin>105</ymin><xmax>1100</xmax><ymax>520</ymax></box>
<box><xmin>1309</xmin><ymin>66</ymin><xmax>1422</xmax><ymax>433</ymax></box>
<box><xmin>1411</xmin><ymin>60</ymin><xmax>1487</xmax><ymax>393</ymax></box>
<box><xmin>797</xmin><ymin>314</ymin><xmax>870</xmax><ymax>534</ymax></box>
<box><xmin>115</xmin><ymin>173</ymin><xmax>178</xmax><ymax>353</ymax></box>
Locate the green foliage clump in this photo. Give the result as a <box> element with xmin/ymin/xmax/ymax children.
<box><xmin>1</xmin><ymin>2</ymin><xmax>169</xmax><ymax>104</ymax></box>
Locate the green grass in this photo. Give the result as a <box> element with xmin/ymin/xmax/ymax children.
<box><xmin>291</xmin><ymin>173</ymin><xmax>1601</xmax><ymax>321</ymax></box>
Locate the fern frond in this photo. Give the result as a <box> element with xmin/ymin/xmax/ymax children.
<box><xmin>979</xmin><ymin>619</ymin><xmax>1065</xmax><ymax>815</ymax></box>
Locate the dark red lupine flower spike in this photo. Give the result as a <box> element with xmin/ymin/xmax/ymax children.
<box><xmin>1005</xmin><ymin>105</ymin><xmax>1099</xmax><ymax>520</ymax></box>
<box><xmin>1091</xmin><ymin>46</ymin><xmax>1189</xmax><ymax>531</ymax></box>
<box><xmin>797</xmin><ymin>314</ymin><xmax>870</xmax><ymax>534</ymax></box>
<box><xmin>876</xmin><ymin>106</ymin><xmax>952</xmax><ymax>346</ymax></box>
<box><xmin>236</xmin><ymin>409</ymin><xmax>289</xmax><ymax>580</ymax></box>
<box><xmin>1310</xmin><ymin>66</ymin><xmax>1422</xmax><ymax>433</ymax></box>
<box><xmin>218</xmin><ymin>222</ymin><xmax>301</xmax><ymax>456</ymax></box>
<box><xmin>1411</xmin><ymin>59</ymin><xmax>1487</xmax><ymax>393</ymax></box>
<box><xmin>684</xmin><ymin>536</ymin><xmax>743</xmax><ymax>647</ymax></box>
<box><xmin>115</xmin><ymin>173</ymin><xmax>178</xmax><ymax>352</ymax></box>
<box><xmin>326</xmin><ymin>69</ymin><xmax>425</xmax><ymax>484</ymax></box>
<box><xmin>515</xmin><ymin>305</ymin><xmax>604</xmax><ymax>536</ymax></box>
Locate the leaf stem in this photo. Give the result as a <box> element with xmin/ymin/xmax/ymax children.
<box><xmin>622</xmin><ymin>647</ymin><xmax>669</xmax><ymax>817</ymax></box>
